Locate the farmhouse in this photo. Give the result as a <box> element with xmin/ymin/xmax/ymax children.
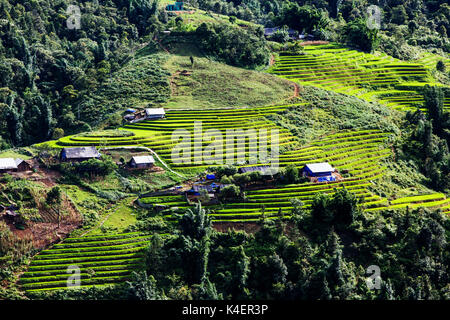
<box><xmin>238</xmin><ymin>165</ymin><xmax>271</xmax><ymax>175</ymax></box>
<box><xmin>166</xmin><ymin>1</ymin><xmax>184</xmax><ymax>11</ymax></box>
<box><xmin>126</xmin><ymin>108</ymin><xmax>166</xmax><ymax>123</ymax></box>
<box><xmin>129</xmin><ymin>155</ymin><xmax>155</xmax><ymax>169</ymax></box>
<box><xmin>264</xmin><ymin>27</ymin><xmax>299</xmax><ymax>39</ymax></box>
<box><xmin>145</xmin><ymin>108</ymin><xmax>166</xmax><ymax>120</ymax></box>
<box><xmin>302</xmin><ymin>162</ymin><xmax>336</xmax><ymax>182</ymax></box>
<box><xmin>0</xmin><ymin>158</ymin><xmax>32</xmax><ymax>173</ymax></box>
<box><xmin>187</xmin><ymin>183</ymin><xmax>227</xmax><ymax>196</ymax></box>
<box><xmin>60</xmin><ymin>147</ymin><xmax>101</xmax><ymax>162</ymax></box>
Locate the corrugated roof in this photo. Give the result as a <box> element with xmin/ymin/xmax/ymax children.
<box><xmin>192</xmin><ymin>185</ymin><xmax>214</xmax><ymax>193</ymax></box>
<box><xmin>62</xmin><ymin>147</ymin><xmax>101</xmax><ymax>159</ymax></box>
<box><xmin>145</xmin><ymin>108</ymin><xmax>165</xmax><ymax>116</ymax></box>
<box><xmin>238</xmin><ymin>165</ymin><xmax>271</xmax><ymax>174</ymax></box>
<box><xmin>0</xmin><ymin>158</ymin><xmax>18</xmax><ymax>170</ymax></box>
<box><xmin>305</xmin><ymin>162</ymin><xmax>334</xmax><ymax>173</ymax></box>
<box><xmin>131</xmin><ymin>155</ymin><xmax>155</xmax><ymax>164</ymax></box>
<box><xmin>15</xmin><ymin>158</ymin><xmax>24</xmax><ymax>166</ymax></box>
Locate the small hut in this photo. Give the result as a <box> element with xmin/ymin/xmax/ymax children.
<box><xmin>302</xmin><ymin>162</ymin><xmax>336</xmax><ymax>182</ymax></box>
<box><xmin>129</xmin><ymin>155</ymin><xmax>155</xmax><ymax>169</ymax></box>
<box><xmin>145</xmin><ymin>108</ymin><xmax>166</xmax><ymax>120</ymax></box>
<box><xmin>15</xmin><ymin>158</ymin><xmax>32</xmax><ymax>172</ymax></box>
<box><xmin>60</xmin><ymin>147</ymin><xmax>101</xmax><ymax>162</ymax></box>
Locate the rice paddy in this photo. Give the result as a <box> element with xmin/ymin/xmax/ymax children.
<box><xmin>19</xmin><ymin>232</ymin><xmax>171</xmax><ymax>292</ymax></box>
<box><xmin>268</xmin><ymin>43</ymin><xmax>450</xmax><ymax>113</ymax></box>
<box><xmin>140</xmin><ymin>129</ymin><xmax>450</xmax><ymax>222</ymax></box>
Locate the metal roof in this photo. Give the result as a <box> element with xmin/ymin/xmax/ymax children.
<box><xmin>0</xmin><ymin>158</ymin><xmax>18</xmax><ymax>170</ymax></box>
<box><xmin>62</xmin><ymin>147</ymin><xmax>101</xmax><ymax>159</ymax></box>
<box><xmin>145</xmin><ymin>108</ymin><xmax>165</xmax><ymax>116</ymax></box>
<box><xmin>305</xmin><ymin>162</ymin><xmax>334</xmax><ymax>173</ymax></box>
<box><xmin>238</xmin><ymin>165</ymin><xmax>271</xmax><ymax>174</ymax></box>
<box><xmin>264</xmin><ymin>27</ymin><xmax>297</xmax><ymax>36</ymax></box>
<box><xmin>131</xmin><ymin>155</ymin><xmax>155</xmax><ymax>164</ymax></box>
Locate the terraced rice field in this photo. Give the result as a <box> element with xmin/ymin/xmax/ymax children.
<box><xmin>51</xmin><ymin>103</ymin><xmax>305</xmax><ymax>172</ymax></box>
<box><xmin>20</xmin><ymin>232</ymin><xmax>159</xmax><ymax>292</ymax></box>
<box><xmin>140</xmin><ymin>129</ymin><xmax>450</xmax><ymax>222</ymax></box>
<box><xmin>268</xmin><ymin>43</ymin><xmax>450</xmax><ymax>112</ymax></box>
<box><xmin>416</xmin><ymin>52</ymin><xmax>450</xmax><ymax>70</ymax></box>
<box><xmin>143</xmin><ymin>182</ymin><xmax>450</xmax><ymax>222</ymax></box>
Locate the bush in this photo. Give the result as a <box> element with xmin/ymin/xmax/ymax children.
<box><xmin>341</xmin><ymin>18</ymin><xmax>379</xmax><ymax>53</ymax></box>
<box><xmin>60</xmin><ymin>156</ymin><xmax>118</xmax><ymax>177</ymax></box>
<box><xmin>436</xmin><ymin>60</ymin><xmax>446</xmax><ymax>72</ymax></box>
<box><xmin>270</xmin><ymin>28</ymin><xmax>290</xmax><ymax>43</ymax></box>
<box><xmin>218</xmin><ymin>184</ymin><xmax>241</xmax><ymax>202</ymax></box>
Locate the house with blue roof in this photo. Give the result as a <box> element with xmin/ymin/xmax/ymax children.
<box><xmin>166</xmin><ymin>1</ymin><xmax>184</xmax><ymax>11</ymax></box>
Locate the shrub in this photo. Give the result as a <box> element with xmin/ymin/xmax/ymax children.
<box><xmin>218</xmin><ymin>184</ymin><xmax>241</xmax><ymax>202</ymax></box>
<box><xmin>195</xmin><ymin>23</ymin><xmax>270</xmax><ymax>68</ymax></box>
<box><xmin>436</xmin><ymin>60</ymin><xmax>446</xmax><ymax>72</ymax></box>
<box><xmin>341</xmin><ymin>18</ymin><xmax>379</xmax><ymax>53</ymax></box>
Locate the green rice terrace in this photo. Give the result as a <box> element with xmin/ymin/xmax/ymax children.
<box><xmin>42</xmin><ymin>102</ymin><xmax>450</xmax><ymax>224</ymax></box>
<box><xmin>19</xmin><ymin>232</ymin><xmax>171</xmax><ymax>292</ymax></box>
<box><xmin>47</xmin><ymin>103</ymin><xmax>305</xmax><ymax>171</ymax></box>
<box><xmin>268</xmin><ymin>43</ymin><xmax>450</xmax><ymax>112</ymax></box>
<box><xmin>139</xmin><ymin>129</ymin><xmax>450</xmax><ymax>222</ymax></box>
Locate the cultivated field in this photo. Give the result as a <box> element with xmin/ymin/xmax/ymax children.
<box><xmin>268</xmin><ymin>43</ymin><xmax>450</xmax><ymax>112</ymax></box>
<box><xmin>140</xmin><ymin>130</ymin><xmax>450</xmax><ymax>222</ymax></box>
<box><xmin>20</xmin><ymin>232</ymin><xmax>167</xmax><ymax>292</ymax></box>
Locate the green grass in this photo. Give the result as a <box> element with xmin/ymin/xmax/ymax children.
<box><xmin>86</xmin><ymin>51</ymin><xmax>171</xmax><ymax>126</ymax></box>
<box><xmin>84</xmin><ymin>198</ymin><xmax>138</xmax><ymax>236</ymax></box>
<box><xmin>0</xmin><ymin>150</ymin><xmax>33</xmax><ymax>159</ymax></box>
<box><xmin>162</xmin><ymin>42</ymin><xmax>294</xmax><ymax>109</ymax></box>
<box><xmin>139</xmin><ymin>128</ymin><xmax>449</xmax><ymax>222</ymax></box>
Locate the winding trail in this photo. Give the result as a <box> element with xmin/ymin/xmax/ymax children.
<box><xmin>286</xmin><ymin>82</ymin><xmax>300</xmax><ymax>101</ymax></box>
<box><xmin>80</xmin><ymin>203</ymin><xmax>120</xmax><ymax>237</ymax></box>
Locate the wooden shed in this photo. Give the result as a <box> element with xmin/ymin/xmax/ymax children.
<box><xmin>60</xmin><ymin>147</ymin><xmax>101</xmax><ymax>162</ymax></box>
<box><xmin>15</xmin><ymin>158</ymin><xmax>32</xmax><ymax>172</ymax></box>
<box><xmin>129</xmin><ymin>155</ymin><xmax>155</xmax><ymax>169</ymax></box>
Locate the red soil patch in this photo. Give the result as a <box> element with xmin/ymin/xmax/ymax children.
<box><xmin>269</xmin><ymin>54</ymin><xmax>275</xmax><ymax>66</ymax></box>
<box><xmin>3</xmin><ymin>168</ymin><xmax>82</xmax><ymax>250</ymax></box>
<box><xmin>300</xmin><ymin>40</ymin><xmax>330</xmax><ymax>46</ymax></box>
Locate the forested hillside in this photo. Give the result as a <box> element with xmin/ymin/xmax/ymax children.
<box><xmin>0</xmin><ymin>0</ymin><xmax>168</xmax><ymax>147</ymax></box>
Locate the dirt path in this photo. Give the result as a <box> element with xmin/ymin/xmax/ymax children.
<box><xmin>169</xmin><ymin>70</ymin><xmax>181</xmax><ymax>97</ymax></box>
<box><xmin>269</xmin><ymin>54</ymin><xmax>275</xmax><ymax>66</ymax></box>
<box><xmin>79</xmin><ymin>203</ymin><xmax>120</xmax><ymax>237</ymax></box>
<box><xmin>286</xmin><ymin>81</ymin><xmax>301</xmax><ymax>100</ymax></box>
